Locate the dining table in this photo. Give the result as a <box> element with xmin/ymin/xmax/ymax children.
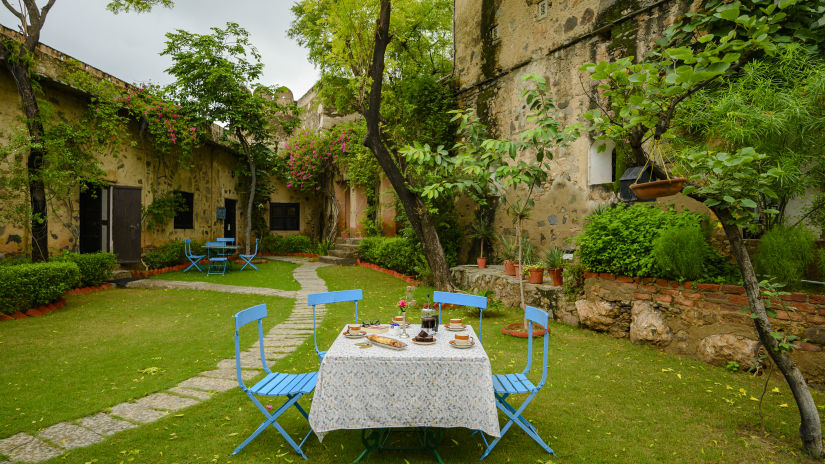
<box><xmin>308</xmin><ymin>323</ymin><xmax>500</xmax><ymax>463</ymax></box>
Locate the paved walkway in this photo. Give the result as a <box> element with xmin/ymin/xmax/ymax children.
<box><xmin>0</xmin><ymin>258</ymin><xmax>329</xmax><ymax>464</ymax></box>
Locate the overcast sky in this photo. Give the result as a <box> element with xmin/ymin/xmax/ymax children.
<box><xmin>0</xmin><ymin>0</ymin><xmax>320</xmax><ymax>99</ymax></box>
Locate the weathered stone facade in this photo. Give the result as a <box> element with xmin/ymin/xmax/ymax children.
<box><xmin>454</xmin><ymin>0</ymin><xmax>707</xmax><ymax>258</ymax></box>
<box><xmin>0</xmin><ymin>25</ymin><xmax>321</xmax><ymax>260</ymax></box>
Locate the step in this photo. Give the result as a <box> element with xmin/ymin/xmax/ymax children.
<box><xmin>111</xmin><ymin>269</ymin><xmax>133</xmax><ymax>280</ymax></box>
<box><xmin>335</xmin><ymin>238</ymin><xmax>363</xmax><ymax>246</ymax></box>
<box><xmin>327</xmin><ymin>249</ymin><xmax>354</xmax><ymax>259</ymax></box>
<box><xmin>319</xmin><ymin>255</ymin><xmax>356</xmax><ymax>266</ymax></box>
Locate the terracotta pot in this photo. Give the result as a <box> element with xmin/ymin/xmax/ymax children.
<box><xmin>504</xmin><ymin>260</ymin><xmax>516</xmax><ymax>276</ymax></box>
<box><xmin>501</xmin><ymin>322</ymin><xmax>548</xmax><ymax>338</ymax></box>
<box><xmin>549</xmin><ymin>268</ymin><xmax>563</xmax><ymax>286</ymax></box>
<box><xmin>477</xmin><ymin>257</ymin><xmax>487</xmax><ymax>269</ymax></box>
<box><xmin>527</xmin><ymin>268</ymin><xmax>544</xmax><ymax>284</ymax></box>
<box><xmin>630</xmin><ymin>177</ymin><xmax>686</xmax><ymax>199</ymax></box>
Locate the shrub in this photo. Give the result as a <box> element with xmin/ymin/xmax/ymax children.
<box><xmin>577</xmin><ymin>203</ymin><xmax>708</xmax><ymax>277</ymax></box>
<box><xmin>358</xmin><ymin>236</ymin><xmax>424</xmax><ymax>276</ymax></box>
<box><xmin>358</xmin><ymin>237</ymin><xmax>383</xmax><ymax>262</ymax></box>
<box><xmin>652</xmin><ymin>226</ymin><xmax>708</xmax><ymax>281</ymax></box>
<box><xmin>55</xmin><ymin>252</ymin><xmax>117</xmax><ymax>287</ymax></box>
<box><xmin>142</xmin><ymin>240</ymin><xmax>203</xmax><ymax>269</ymax></box>
<box><xmin>261</xmin><ymin>234</ymin><xmax>312</xmax><ymax>254</ymax></box>
<box><xmin>0</xmin><ymin>262</ymin><xmax>81</xmax><ymax>314</ymax></box>
<box><xmin>754</xmin><ymin>225</ymin><xmax>816</xmax><ymax>288</ymax></box>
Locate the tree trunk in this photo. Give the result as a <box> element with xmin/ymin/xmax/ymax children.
<box><xmin>236</xmin><ymin>129</ymin><xmax>254</xmax><ymax>254</ymax></box>
<box><xmin>1</xmin><ymin>43</ymin><xmax>49</xmax><ymax>262</ymax></box>
<box><xmin>362</xmin><ymin>0</ymin><xmax>453</xmax><ymax>290</ymax></box>
<box><xmin>713</xmin><ymin>206</ymin><xmax>823</xmax><ymax>458</ymax></box>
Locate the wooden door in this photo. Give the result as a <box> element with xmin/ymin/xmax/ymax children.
<box><xmin>223</xmin><ymin>198</ymin><xmax>237</xmax><ymax>239</ymax></box>
<box><xmin>79</xmin><ymin>188</ymin><xmax>103</xmax><ymax>253</ymax></box>
<box><xmin>112</xmin><ymin>186</ymin><xmax>142</xmax><ymax>263</ymax></box>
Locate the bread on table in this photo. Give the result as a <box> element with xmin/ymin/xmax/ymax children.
<box><xmin>366</xmin><ymin>334</ymin><xmax>405</xmax><ymax>348</ymax></box>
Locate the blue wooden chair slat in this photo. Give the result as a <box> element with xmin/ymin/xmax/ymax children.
<box><xmin>308</xmin><ymin>290</ymin><xmax>363</xmax><ymax>361</ymax></box>
<box><xmin>239</xmin><ymin>238</ymin><xmax>259</xmax><ymax>271</ymax></box>
<box><xmin>480</xmin><ymin>305</ymin><xmax>554</xmax><ymax>460</ymax></box>
<box><xmin>216</xmin><ymin>237</ymin><xmax>235</xmax><ymax>257</ymax></box>
<box><xmin>433</xmin><ymin>291</ymin><xmax>487</xmax><ymax>343</ymax></box>
<box><xmin>232</xmin><ymin>304</ymin><xmax>317</xmax><ymax>459</ymax></box>
<box><xmin>184</xmin><ymin>239</ymin><xmax>206</xmax><ymax>273</ymax></box>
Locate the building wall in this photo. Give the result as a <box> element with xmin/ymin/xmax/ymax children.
<box><xmin>454</xmin><ymin>0</ymin><xmax>697</xmax><ymax>255</ymax></box>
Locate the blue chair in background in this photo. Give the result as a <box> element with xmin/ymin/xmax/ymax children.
<box><xmin>217</xmin><ymin>237</ymin><xmax>236</xmax><ymax>258</ymax></box>
<box><xmin>433</xmin><ymin>291</ymin><xmax>487</xmax><ymax>342</ymax></box>
<box><xmin>240</xmin><ymin>238</ymin><xmax>259</xmax><ymax>271</ymax></box>
<box><xmin>480</xmin><ymin>305</ymin><xmax>554</xmax><ymax>460</ymax></box>
<box><xmin>184</xmin><ymin>238</ymin><xmax>205</xmax><ymax>273</ymax></box>
<box><xmin>205</xmin><ymin>241</ymin><xmax>228</xmax><ymax>276</ymax></box>
<box><xmin>232</xmin><ymin>304</ymin><xmax>317</xmax><ymax>459</ymax></box>
<box><xmin>307</xmin><ymin>289</ymin><xmax>363</xmax><ymax>361</ymax></box>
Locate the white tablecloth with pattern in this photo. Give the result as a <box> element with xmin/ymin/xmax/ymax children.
<box><xmin>308</xmin><ymin>324</ymin><xmax>500</xmax><ymax>440</ymax></box>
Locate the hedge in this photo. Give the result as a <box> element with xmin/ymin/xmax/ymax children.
<box><xmin>143</xmin><ymin>240</ymin><xmax>205</xmax><ymax>269</ymax></box>
<box><xmin>0</xmin><ymin>262</ymin><xmax>81</xmax><ymax>314</ymax></box>
<box><xmin>357</xmin><ymin>236</ymin><xmax>423</xmax><ymax>276</ymax></box>
<box><xmin>261</xmin><ymin>234</ymin><xmax>311</xmax><ymax>254</ymax></box>
<box><xmin>55</xmin><ymin>252</ymin><xmax>117</xmax><ymax>287</ymax></box>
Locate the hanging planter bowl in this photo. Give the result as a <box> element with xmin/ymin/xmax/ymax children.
<box><xmin>630</xmin><ymin>177</ymin><xmax>686</xmax><ymax>199</ymax></box>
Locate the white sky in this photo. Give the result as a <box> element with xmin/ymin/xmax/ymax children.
<box><xmin>0</xmin><ymin>0</ymin><xmax>320</xmax><ymax>100</ymax></box>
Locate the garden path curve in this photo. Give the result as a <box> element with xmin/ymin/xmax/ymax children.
<box><xmin>0</xmin><ymin>257</ymin><xmax>329</xmax><ymax>464</ymax></box>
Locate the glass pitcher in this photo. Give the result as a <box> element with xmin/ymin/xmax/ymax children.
<box><xmin>421</xmin><ymin>305</ymin><xmax>436</xmax><ymax>336</ymax></box>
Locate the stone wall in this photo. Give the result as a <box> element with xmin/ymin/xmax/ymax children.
<box><xmin>450</xmin><ymin>265</ymin><xmax>825</xmax><ymax>387</ymax></box>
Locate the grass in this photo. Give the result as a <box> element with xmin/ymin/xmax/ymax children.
<box><xmin>43</xmin><ymin>266</ymin><xmax>825</xmax><ymax>463</ymax></box>
<box><xmin>0</xmin><ymin>288</ymin><xmax>292</xmax><ymax>439</ymax></box>
<box><xmin>149</xmin><ymin>259</ymin><xmax>301</xmax><ymax>291</ymax></box>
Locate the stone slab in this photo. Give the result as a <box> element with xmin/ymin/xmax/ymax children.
<box><xmin>177</xmin><ymin>376</ymin><xmax>237</xmax><ymax>392</ymax></box>
<box><xmin>168</xmin><ymin>387</ymin><xmax>212</xmax><ymax>400</ymax></box>
<box><xmin>0</xmin><ymin>433</ymin><xmax>61</xmax><ymax>463</ymax></box>
<box><xmin>38</xmin><ymin>422</ymin><xmax>103</xmax><ymax>449</ymax></box>
<box><xmin>135</xmin><ymin>393</ymin><xmax>199</xmax><ymax>411</ymax></box>
<box><xmin>76</xmin><ymin>413</ymin><xmax>137</xmax><ymax>436</ymax></box>
<box><xmin>110</xmin><ymin>402</ymin><xmax>167</xmax><ymax>423</ymax></box>
<box><xmin>200</xmin><ymin>368</ymin><xmax>258</xmax><ymax>381</ymax></box>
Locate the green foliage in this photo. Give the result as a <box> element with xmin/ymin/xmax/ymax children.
<box><xmin>54</xmin><ymin>252</ymin><xmax>117</xmax><ymax>287</ymax></box>
<box><xmin>142</xmin><ymin>191</ymin><xmax>187</xmax><ymax>231</ymax></box>
<box><xmin>142</xmin><ymin>240</ymin><xmax>203</xmax><ymax>269</ymax></box>
<box><xmin>106</xmin><ymin>0</ymin><xmax>174</xmax><ymax>14</ymax></box>
<box><xmin>543</xmin><ymin>247</ymin><xmax>565</xmax><ymax>269</ymax></box>
<box><xmin>0</xmin><ymin>262</ymin><xmax>80</xmax><ymax>314</ymax></box>
<box><xmin>754</xmin><ymin>225</ymin><xmax>816</xmax><ymax>288</ymax></box>
<box><xmin>577</xmin><ymin>204</ymin><xmax>710</xmax><ymax>277</ymax></box>
<box><xmin>357</xmin><ymin>236</ymin><xmax>424</xmax><ymax>276</ymax></box>
<box><xmin>652</xmin><ymin>226</ymin><xmax>713</xmax><ymax>282</ymax></box>
<box><xmin>260</xmin><ymin>235</ymin><xmax>312</xmax><ymax>254</ymax></box>
<box><xmin>497</xmin><ymin>233</ymin><xmax>517</xmax><ymax>262</ymax></box>
<box><xmin>562</xmin><ymin>260</ymin><xmax>587</xmax><ymax>301</ymax></box>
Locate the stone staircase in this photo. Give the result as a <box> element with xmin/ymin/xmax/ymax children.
<box><xmin>319</xmin><ymin>237</ymin><xmax>361</xmax><ymax>266</ymax></box>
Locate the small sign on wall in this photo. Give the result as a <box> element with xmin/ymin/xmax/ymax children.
<box><xmin>216</xmin><ymin>206</ymin><xmax>226</xmax><ymax>220</ymax></box>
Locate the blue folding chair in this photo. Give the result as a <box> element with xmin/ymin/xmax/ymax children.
<box><xmin>433</xmin><ymin>291</ymin><xmax>487</xmax><ymax>342</ymax></box>
<box><xmin>184</xmin><ymin>238</ymin><xmax>206</xmax><ymax>273</ymax></box>
<box><xmin>232</xmin><ymin>304</ymin><xmax>317</xmax><ymax>459</ymax></box>
<box><xmin>217</xmin><ymin>237</ymin><xmax>235</xmax><ymax>258</ymax></box>
<box><xmin>240</xmin><ymin>238</ymin><xmax>259</xmax><ymax>271</ymax></box>
<box><xmin>480</xmin><ymin>305</ymin><xmax>554</xmax><ymax>459</ymax></box>
<box><xmin>307</xmin><ymin>289</ymin><xmax>363</xmax><ymax>361</ymax></box>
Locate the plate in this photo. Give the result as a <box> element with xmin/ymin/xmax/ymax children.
<box><xmin>444</xmin><ymin>324</ymin><xmax>467</xmax><ymax>332</ymax></box>
<box><xmin>367</xmin><ymin>337</ymin><xmax>407</xmax><ymax>350</ymax></box>
<box><xmin>412</xmin><ymin>337</ymin><xmax>436</xmax><ymax>345</ymax></box>
<box><xmin>449</xmin><ymin>340</ymin><xmax>475</xmax><ymax>349</ymax></box>
<box><xmin>363</xmin><ymin>325</ymin><xmax>389</xmax><ymax>334</ymax></box>
<box><xmin>344</xmin><ymin>332</ymin><xmax>365</xmax><ymax>339</ymax></box>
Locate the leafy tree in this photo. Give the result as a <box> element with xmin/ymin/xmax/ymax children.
<box><xmin>0</xmin><ymin>0</ymin><xmax>173</xmax><ymax>261</ymax></box>
<box><xmin>580</xmin><ymin>0</ymin><xmax>823</xmax><ymax>456</ymax></box>
<box><xmin>161</xmin><ymin>22</ymin><xmax>300</xmax><ymax>253</ymax></box>
<box><xmin>289</xmin><ymin>0</ymin><xmax>457</xmax><ymax>289</ymax></box>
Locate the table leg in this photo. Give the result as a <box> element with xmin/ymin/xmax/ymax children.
<box><xmin>349</xmin><ymin>428</ymin><xmax>444</xmax><ymax>464</ymax></box>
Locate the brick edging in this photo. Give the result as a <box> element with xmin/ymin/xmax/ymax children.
<box><xmin>356</xmin><ymin>258</ymin><xmax>420</xmax><ymax>286</ymax></box>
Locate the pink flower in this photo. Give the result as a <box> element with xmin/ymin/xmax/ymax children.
<box><xmin>398</xmin><ymin>299</ymin><xmax>407</xmax><ymax>308</ymax></box>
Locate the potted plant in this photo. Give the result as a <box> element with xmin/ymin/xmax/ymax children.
<box><xmin>515</xmin><ymin>237</ymin><xmax>536</xmax><ymax>279</ymax></box>
<box><xmin>469</xmin><ymin>218</ymin><xmax>495</xmax><ymax>269</ymax></box>
<box><xmin>498</xmin><ymin>233</ymin><xmax>517</xmax><ymax>276</ymax></box>
<box><xmin>523</xmin><ymin>264</ymin><xmax>545</xmax><ymax>284</ymax></box>
<box><xmin>629</xmin><ymin>140</ymin><xmax>686</xmax><ymax>199</ymax></box>
<box><xmin>543</xmin><ymin>247</ymin><xmax>564</xmax><ymax>286</ymax></box>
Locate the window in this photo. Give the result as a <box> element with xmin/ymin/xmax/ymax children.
<box><xmin>270</xmin><ymin>202</ymin><xmax>300</xmax><ymax>231</ymax></box>
<box><xmin>173</xmin><ymin>191</ymin><xmax>194</xmax><ymax>229</ymax></box>
<box><xmin>536</xmin><ymin>0</ymin><xmax>549</xmax><ymax>19</ymax></box>
<box><xmin>588</xmin><ymin>140</ymin><xmax>617</xmax><ymax>185</ymax></box>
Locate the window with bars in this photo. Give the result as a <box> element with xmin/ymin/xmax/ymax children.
<box><xmin>270</xmin><ymin>202</ymin><xmax>300</xmax><ymax>231</ymax></box>
<box><xmin>173</xmin><ymin>191</ymin><xmax>194</xmax><ymax>229</ymax></box>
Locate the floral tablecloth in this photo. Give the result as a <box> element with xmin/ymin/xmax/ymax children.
<box><xmin>308</xmin><ymin>324</ymin><xmax>500</xmax><ymax>440</ymax></box>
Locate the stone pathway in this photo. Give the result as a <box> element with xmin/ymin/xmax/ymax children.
<box><xmin>0</xmin><ymin>258</ymin><xmax>328</xmax><ymax>463</ymax></box>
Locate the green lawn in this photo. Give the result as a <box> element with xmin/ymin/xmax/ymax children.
<box><xmin>0</xmin><ymin>288</ymin><xmax>292</xmax><ymax>439</ymax></box>
<box><xmin>44</xmin><ymin>266</ymin><xmax>824</xmax><ymax>463</ymax></box>
<box><xmin>150</xmin><ymin>259</ymin><xmax>301</xmax><ymax>291</ymax></box>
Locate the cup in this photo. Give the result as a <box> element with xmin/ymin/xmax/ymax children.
<box><xmin>449</xmin><ymin>318</ymin><xmax>462</xmax><ymax>328</ymax></box>
<box><xmin>348</xmin><ymin>324</ymin><xmax>363</xmax><ymax>335</ymax></box>
<box><xmin>454</xmin><ymin>334</ymin><xmax>474</xmax><ymax>346</ymax></box>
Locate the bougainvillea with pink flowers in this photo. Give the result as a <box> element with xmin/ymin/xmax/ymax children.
<box><xmin>281</xmin><ymin>126</ymin><xmax>360</xmax><ymax>192</ymax></box>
